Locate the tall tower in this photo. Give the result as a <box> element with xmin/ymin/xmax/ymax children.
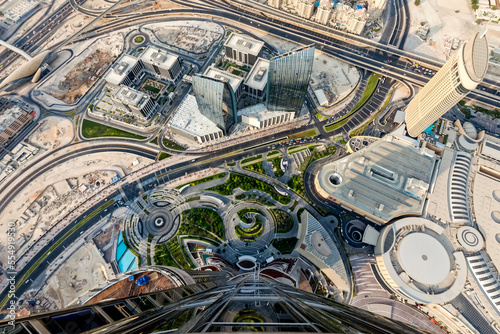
<box><xmin>267</xmin><ymin>45</ymin><xmax>315</xmax><ymax>116</ymax></box>
<box><xmin>2</xmin><ymin>267</ymin><xmax>429</xmax><ymax>333</ymax></box>
<box><xmin>192</xmin><ymin>74</ymin><xmax>238</xmax><ymax>135</ymax></box>
<box><xmin>405</xmin><ymin>32</ymin><xmax>489</xmax><ymax>137</ymax></box>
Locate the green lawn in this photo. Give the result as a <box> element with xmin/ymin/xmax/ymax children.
<box><xmin>143</xmin><ymin>84</ymin><xmax>161</xmax><ymax>94</ymax></box>
<box><xmin>237</xmin><ymin>208</ymin><xmax>264</xmax><ymax>221</ymax></box>
<box><xmin>134</xmin><ymin>36</ymin><xmax>144</xmax><ymax>43</ymax></box>
<box><xmin>241</xmin><ymin>155</ymin><xmax>263</xmax><ymax>164</ymax></box>
<box><xmin>235</xmin><ymin>220</ymin><xmax>263</xmax><ymax>240</ymax></box>
<box><xmin>209</xmin><ymin>173</ymin><xmax>290</xmax><ymax>204</ymax></box>
<box><xmin>243</xmin><ymin>161</ymin><xmax>265</xmax><ymax>174</ymax></box>
<box><xmin>325</xmin><ymin>74</ymin><xmax>380</xmax><ymax>132</ymax></box>
<box><xmin>289</xmin><ymin>128</ymin><xmax>318</xmax><ymax>139</ymax></box>
<box><xmin>158</xmin><ymin>152</ymin><xmax>171</xmax><ymax>161</ymax></box>
<box><xmin>181</xmin><ymin>208</ymin><xmax>225</xmax><ymax>240</ymax></box>
<box><xmin>81</xmin><ymin>119</ymin><xmax>147</xmax><ymax>139</ymax></box>
<box><xmin>163</xmin><ymin>138</ymin><xmax>185</xmax><ymax>150</ymax></box>
<box><xmin>271</xmin><ymin>209</ymin><xmax>294</xmax><ymax>233</ymax></box>
<box><xmin>176</xmin><ymin>172</ymin><xmax>226</xmax><ymax>189</ymax></box>
<box><xmin>272</xmin><ymin>237</ymin><xmax>298</xmax><ymax>254</ymax></box>
<box><xmin>267</xmin><ymin>150</ymin><xmax>279</xmax><ymax>157</ymax></box>
<box><xmin>269</xmin><ymin>157</ymin><xmax>284</xmax><ymax>177</ymax></box>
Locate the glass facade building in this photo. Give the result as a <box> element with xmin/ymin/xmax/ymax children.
<box><xmin>267</xmin><ymin>45</ymin><xmax>315</xmax><ymax>116</ymax></box>
<box><xmin>192</xmin><ymin>75</ymin><xmax>238</xmax><ymax>135</ymax></box>
<box><xmin>0</xmin><ymin>267</ymin><xmax>428</xmax><ymax>333</ymax></box>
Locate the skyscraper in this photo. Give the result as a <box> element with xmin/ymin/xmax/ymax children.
<box><xmin>405</xmin><ymin>32</ymin><xmax>489</xmax><ymax>137</ymax></box>
<box><xmin>267</xmin><ymin>45</ymin><xmax>315</xmax><ymax>116</ymax></box>
<box><xmin>1</xmin><ymin>267</ymin><xmax>428</xmax><ymax>333</ymax></box>
<box><xmin>192</xmin><ymin>74</ymin><xmax>238</xmax><ymax>135</ymax></box>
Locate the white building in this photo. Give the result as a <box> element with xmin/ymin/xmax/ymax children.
<box><xmin>331</xmin><ymin>4</ymin><xmax>368</xmax><ymax>35</ymax></box>
<box><xmin>104</xmin><ymin>55</ymin><xmax>144</xmax><ymax>87</ymax></box>
<box><xmin>244</xmin><ymin>58</ymin><xmax>270</xmax><ymax>102</ymax></box>
<box><xmin>315</xmin><ymin>0</ymin><xmax>334</xmax><ymax>25</ymax></box>
<box><xmin>111</xmin><ymin>85</ymin><xmax>158</xmax><ymax>119</ymax></box>
<box><xmin>139</xmin><ymin>46</ymin><xmax>182</xmax><ymax>82</ymax></box>
<box><xmin>297</xmin><ymin>0</ymin><xmax>315</xmax><ymax>19</ymax></box>
<box><xmin>168</xmin><ymin>94</ymin><xmax>224</xmax><ymax>144</ymax></box>
<box><xmin>0</xmin><ymin>0</ymin><xmax>40</xmax><ymax>29</ymax></box>
<box><xmin>104</xmin><ymin>46</ymin><xmax>183</xmax><ymax>88</ymax></box>
<box><xmin>203</xmin><ymin>65</ymin><xmax>244</xmax><ymax>101</ymax></box>
<box><xmin>238</xmin><ymin>103</ymin><xmax>294</xmax><ymax>128</ymax></box>
<box><xmin>224</xmin><ymin>34</ymin><xmax>264</xmax><ymax>66</ymax></box>
<box><xmin>268</xmin><ymin>0</ymin><xmax>282</xmax><ymax>8</ymax></box>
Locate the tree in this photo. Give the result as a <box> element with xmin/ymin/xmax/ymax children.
<box><xmin>414</xmin><ymin>0</ymin><xmax>420</xmax><ymax>5</ymax></box>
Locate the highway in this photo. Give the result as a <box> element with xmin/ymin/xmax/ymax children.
<box><xmin>1</xmin><ymin>0</ymin><xmax>499</xmax><ymax>108</ymax></box>
<box><xmin>59</xmin><ymin>5</ymin><xmax>500</xmax><ymax>108</ymax></box>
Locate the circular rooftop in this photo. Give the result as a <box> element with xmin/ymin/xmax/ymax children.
<box><xmin>311</xmin><ymin>231</ymin><xmax>332</xmax><ymax>257</ymax></box>
<box><xmin>463</xmin><ymin>32</ymin><xmax>489</xmax><ymax>83</ymax></box>
<box><xmin>398</xmin><ymin>232</ymin><xmax>451</xmax><ymax>286</ymax></box>
<box><xmin>457</xmin><ymin>226</ymin><xmax>484</xmax><ymax>252</ymax></box>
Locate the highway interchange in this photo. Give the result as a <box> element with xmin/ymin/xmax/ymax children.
<box><xmin>0</xmin><ymin>0</ymin><xmax>497</xmax><ymax>317</ymax></box>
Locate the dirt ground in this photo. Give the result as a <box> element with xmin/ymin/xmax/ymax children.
<box><xmin>28</xmin><ymin>116</ymin><xmax>74</xmax><ymax>150</ymax></box>
<box><xmin>40</xmin><ymin>35</ymin><xmax>123</xmax><ymax>104</ymax></box>
<box><xmin>146</xmin><ymin>20</ymin><xmax>223</xmax><ymax>53</ymax></box>
<box><xmin>404</xmin><ymin>0</ymin><xmax>487</xmax><ymax>61</ymax></box>
<box><xmin>40</xmin><ymin>242</ymin><xmax>110</xmax><ymax>309</ymax></box>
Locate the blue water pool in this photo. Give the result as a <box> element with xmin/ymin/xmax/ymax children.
<box><xmin>116</xmin><ymin>231</ymin><xmax>137</xmax><ymax>273</ymax></box>
<box><xmin>423</xmin><ymin>123</ymin><xmax>434</xmax><ymax>134</ymax></box>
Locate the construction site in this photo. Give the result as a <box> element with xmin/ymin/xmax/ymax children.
<box><xmin>39</xmin><ymin>36</ymin><xmax>123</xmax><ymax>105</ymax></box>
<box><xmin>145</xmin><ymin>20</ymin><xmax>223</xmax><ymax>53</ymax></box>
<box><xmin>310</xmin><ymin>52</ymin><xmax>360</xmax><ymax>107</ymax></box>
<box><xmin>6</xmin><ymin>169</ymin><xmax>118</xmax><ymax>259</ymax></box>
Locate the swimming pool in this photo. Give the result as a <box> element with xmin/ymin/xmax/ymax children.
<box><xmin>116</xmin><ymin>231</ymin><xmax>138</xmax><ymax>273</ymax></box>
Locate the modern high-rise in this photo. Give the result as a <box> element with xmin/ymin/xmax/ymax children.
<box><xmin>405</xmin><ymin>32</ymin><xmax>489</xmax><ymax>137</ymax></box>
<box><xmin>192</xmin><ymin>74</ymin><xmax>238</xmax><ymax>134</ymax></box>
<box><xmin>0</xmin><ymin>267</ymin><xmax>428</xmax><ymax>333</ymax></box>
<box><xmin>267</xmin><ymin>45</ymin><xmax>315</xmax><ymax>116</ymax></box>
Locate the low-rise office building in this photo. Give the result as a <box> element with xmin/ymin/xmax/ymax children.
<box><xmin>224</xmin><ymin>34</ymin><xmax>264</xmax><ymax>66</ymax></box>
<box><xmin>139</xmin><ymin>46</ymin><xmax>182</xmax><ymax>82</ymax></box>
<box><xmin>203</xmin><ymin>65</ymin><xmax>244</xmax><ymax>101</ymax></box>
<box><xmin>105</xmin><ymin>46</ymin><xmax>183</xmax><ymax>88</ymax></box>
<box><xmin>243</xmin><ymin>58</ymin><xmax>269</xmax><ymax>102</ymax></box>
<box><xmin>168</xmin><ymin>94</ymin><xmax>224</xmax><ymax>144</ymax></box>
<box><xmin>238</xmin><ymin>103</ymin><xmax>294</xmax><ymax>129</ymax></box>
<box><xmin>111</xmin><ymin>85</ymin><xmax>158</xmax><ymax>119</ymax></box>
<box><xmin>104</xmin><ymin>55</ymin><xmax>144</xmax><ymax>88</ymax></box>
<box><xmin>0</xmin><ymin>0</ymin><xmax>40</xmax><ymax>29</ymax></box>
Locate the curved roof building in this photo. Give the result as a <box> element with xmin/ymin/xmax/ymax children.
<box><xmin>1</xmin><ymin>50</ymin><xmax>51</xmax><ymax>86</ymax></box>
<box><xmin>374</xmin><ymin>217</ymin><xmax>467</xmax><ymax>304</ymax></box>
<box><xmin>405</xmin><ymin>32</ymin><xmax>489</xmax><ymax>137</ymax></box>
